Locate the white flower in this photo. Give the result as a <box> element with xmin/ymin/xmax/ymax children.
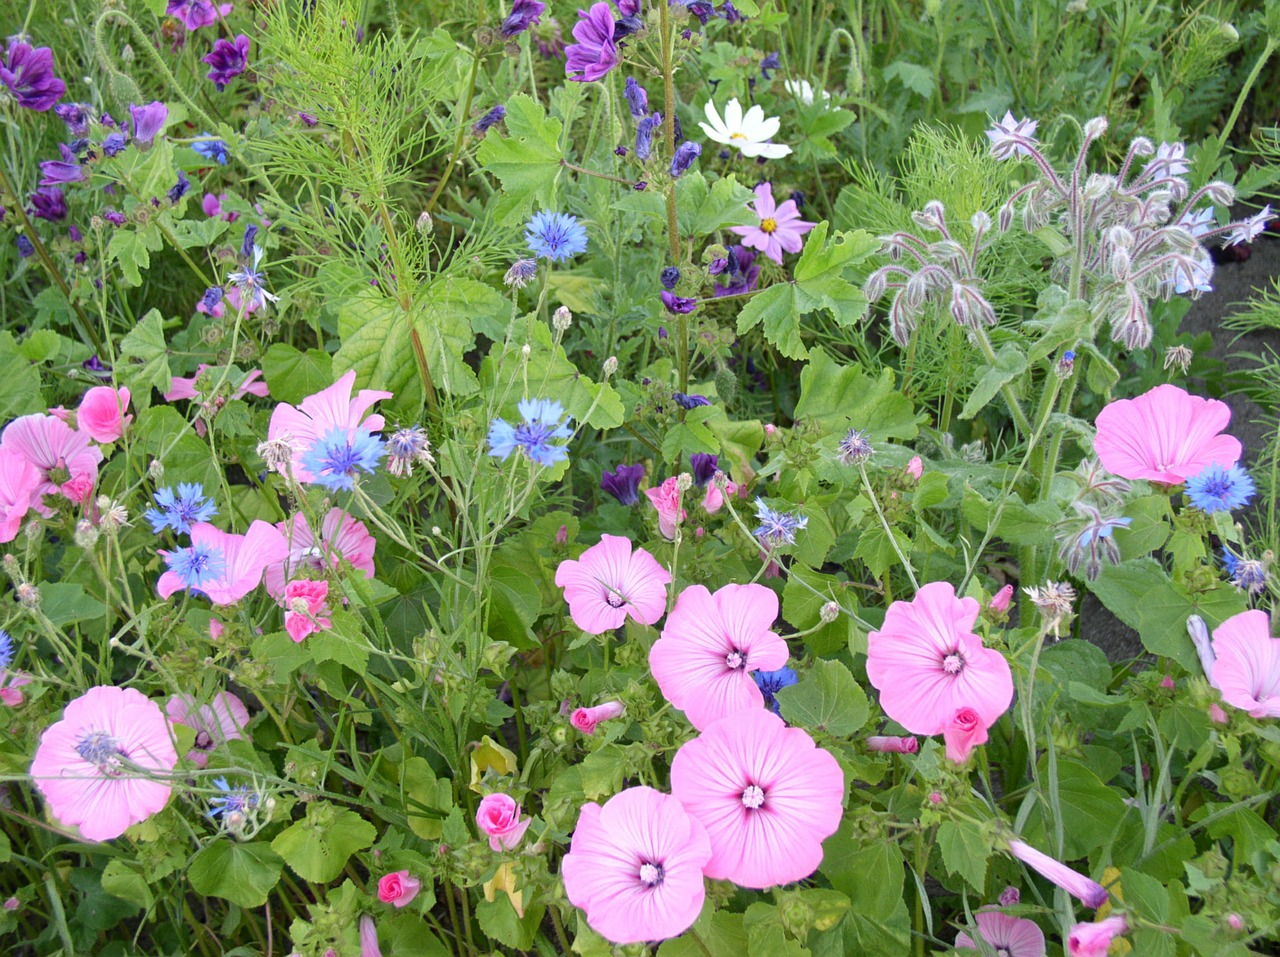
<box><xmin>1143</xmin><ymin>141</ymin><xmax>1189</xmax><ymax>179</ymax></box>
<box><xmin>699</xmin><ymin>98</ymin><xmax>792</xmax><ymax>159</ymax></box>
<box><xmin>1226</xmin><ymin>205</ymin><xmax>1272</xmax><ymax>246</ymax></box>
<box><xmin>985</xmin><ymin>111</ymin><xmax>1038</xmax><ymax>160</ymax></box>
<box><xmin>782</xmin><ymin>78</ymin><xmax>833</xmax><ymax>109</ymax></box>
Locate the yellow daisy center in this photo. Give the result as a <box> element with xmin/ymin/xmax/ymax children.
<box><xmin>729</xmin><ymin>132</ymin><xmax>748</xmax><ymax>140</ymax></box>
<box><xmin>760</xmin><ymin>217</ymin><xmax>778</xmax><ymax>233</ymax></box>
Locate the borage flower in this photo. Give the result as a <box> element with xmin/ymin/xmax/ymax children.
<box><xmin>158</xmin><ymin>521</ymin><xmax>288</xmax><ymax>605</ymax></box>
<box><xmin>564</xmin><ymin>3</ymin><xmax>619</xmax><ymax>83</ymax></box>
<box><xmin>670</xmin><ymin>708</ymin><xmax>844</xmax><ymax>888</ymax></box>
<box><xmin>1210</xmin><ymin>609</ymin><xmax>1280</xmax><ymax>717</ymax></box>
<box><xmin>0</xmin><ymin>40</ymin><xmax>66</xmax><ymax>111</ymax></box>
<box><xmin>731</xmin><ymin>182</ymin><xmax>814</xmax><ymax>264</ymax></box>
<box><xmin>487</xmin><ymin>398</ymin><xmax>572</xmax><ymax>466</ymax></box>
<box><xmin>955</xmin><ymin>910</ymin><xmax>1046</xmax><ymax>957</ymax></box>
<box><xmin>264</xmin><ymin>509</ymin><xmax>376</xmax><ymax>598</ymax></box>
<box><xmin>649</xmin><ymin>583</ymin><xmax>788</xmax><ymax>729</ymax></box>
<box><xmin>30</xmin><ymin>686</ymin><xmax>178</xmax><ymax>841</ymax></box>
<box><xmin>699</xmin><ymin>98</ymin><xmax>791</xmax><ymax>159</ymax></box>
<box><xmin>1094</xmin><ymin>384</ymin><xmax>1240</xmax><ymax>485</ymax></box>
<box><xmin>267</xmin><ymin>371</ymin><xmax>391</xmax><ymax>482</ymax></box>
<box><xmin>985</xmin><ymin>112</ymin><xmax>1039</xmax><ymax>160</ymax></box>
<box><xmin>555</xmin><ymin>534</ymin><xmax>670</xmax><ymax>634</ymax></box>
<box><xmin>561</xmin><ymin>786</ymin><xmax>711</xmax><ymax>944</ymax></box>
<box><xmin>166</xmin><ymin>691</ymin><xmax>248</xmax><ymax>767</ymax></box>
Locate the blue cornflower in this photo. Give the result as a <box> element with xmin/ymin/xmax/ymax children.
<box><xmin>0</xmin><ymin>630</ymin><xmax>14</xmax><ymax>669</ymax></box>
<box><xmin>753</xmin><ymin>666</ymin><xmax>798</xmax><ymax>715</ymax></box>
<box><xmin>1222</xmin><ymin>547</ymin><xmax>1268</xmax><ymax>595</ymax></box>
<box><xmin>145</xmin><ymin>483</ymin><xmax>218</xmax><ymax>535</ymax></box>
<box><xmin>16</xmin><ymin>235</ymin><xmax>34</xmax><ymax>258</ymax></box>
<box><xmin>300</xmin><ymin>427</ymin><xmax>386</xmax><ymax>490</ymax></box>
<box><xmin>488</xmin><ymin>398</ymin><xmax>573</xmax><ymax>467</ymax></box>
<box><xmin>207</xmin><ymin>776</ymin><xmax>259</xmax><ymax>819</ymax></box>
<box><xmin>836</xmin><ymin>427</ymin><xmax>873</xmax><ymax>466</ymax></box>
<box><xmin>526</xmin><ymin>211</ymin><xmax>588</xmax><ymax>262</ymax></box>
<box><xmin>164</xmin><ymin>541</ymin><xmax>227</xmax><ymax>590</ymax></box>
<box><xmin>192</xmin><ymin>136</ymin><xmax>230</xmax><ymax>165</ymax></box>
<box><xmin>202</xmin><ymin>286</ymin><xmax>224</xmax><ymax>312</ymax></box>
<box><xmin>601</xmin><ymin>463</ymin><xmax>645</xmax><ymax>505</ymax></box>
<box><xmin>1186</xmin><ymin>462</ymin><xmax>1255</xmax><ymax>513</ymax></box>
<box><xmin>754</xmin><ymin>499</ymin><xmax>808</xmax><ymax>547</ymax></box>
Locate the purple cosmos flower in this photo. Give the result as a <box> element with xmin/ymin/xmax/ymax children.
<box><xmin>202</xmin><ymin>34</ymin><xmax>250</xmax><ymax>91</ymax></box>
<box><xmin>601</xmin><ymin>464</ymin><xmax>645</xmax><ymax>505</ymax></box>
<box><xmin>472</xmin><ymin>104</ymin><xmax>506</xmax><ymax>134</ymax></box>
<box><xmin>501</xmin><ymin>0</ymin><xmax>546</xmax><ymax>37</ymax></box>
<box><xmin>565</xmin><ymin>2</ymin><xmax>619</xmax><ymax>82</ymax></box>
<box><xmin>670</xmin><ymin>140</ymin><xmax>701</xmax><ymax>177</ymax></box>
<box><xmin>0</xmin><ymin>40</ymin><xmax>66</xmax><ymax>111</ymax></box>
<box><xmin>166</xmin><ymin>0</ymin><xmax>233</xmax><ymax>30</ymax></box>
<box><xmin>101</xmin><ymin>132</ymin><xmax>129</xmax><ymax>158</ymax></box>
<box><xmin>674</xmin><ymin>392</ymin><xmax>711</xmax><ymax>409</ymax></box>
<box><xmin>16</xmin><ymin>235</ymin><xmax>34</xmax><ymax>259</ymax></box>
<box><xmin>129</xmin><ymin>102</ymin><xmax>169</xmax><ymax>149</ymax></box>
<box><xmin>690</xmin><ymin>453</ymin><xmax>718</xmax><ymax>487</ymax></box>
<box><xmin>39</xmin><ymin>144</ymin><xmax>86</xmax><ymax>186</ymax></box>
<box><xmin>624</xmin><ymin>77</ymin><xmax>648</xmax><ymax>118</ymax></box>
<box><xmin>636</xmin><ymin>112</ymin><xmax>661</xmax><ymax>160</ymax></box>
<box><xmin>661</xmin><ymin>290</ymin><xmax>698</xmax><ymax>314</ymax></box>
<box><xmin>54</xmin><ymin>103</ymin><xmax>91</xmax><ymax>136</ymax></box>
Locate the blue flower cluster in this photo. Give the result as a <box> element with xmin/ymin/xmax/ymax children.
<box><xmin>146</xmin><ymin>483</ymin><xmax>218</xmax><ymax>535</ymax></box>
<box><xmin>488</xmin><ymin>399</ymin><xmax>573</xmax><ymax>467</ymax></box>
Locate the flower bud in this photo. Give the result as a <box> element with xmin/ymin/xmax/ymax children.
<box><xmin>820</xmin><ymin>601</ymin><xmax>840</xmax><ymax>623</ymax></box>
<box><xmin>1083</xmin><ymin>116</ymin><xmax>1108</xmax><ymax>139</ymax></box>
<box><xmin>602</xmin><ymin>355</ymin><xmax>618</xmax><ymax>377</ymax></box>
<box><xmin>74</xmin><ymin>519</ymin><xmax>99</xmax><ymax>549</ymax></box>
<box><xmin>148</xmin><ymin>459</ymin><xmax>164</xmax><ymax>482</ymax></box>
<box><xmin>552</xmin><ymin>305</ymin><xmax>572</xmax><ymax>333</ymax></box>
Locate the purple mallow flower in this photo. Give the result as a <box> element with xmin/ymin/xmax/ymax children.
<box><xmin>670</xmin><ymin>140</ymin><xmax>701</xmax><ymax>177</ymax></box>
<box><xmin>690</xmin><ymin>453</ymin><xmax>718</xmax><ymax>487</ymax></box>
<box><xmin>565</xmin><ymin>2</ymin><xmax>619</xmax><ymax>82</ymax></box>
<box><xmin>501</xmin><ymin>0</ymin><xmax>546</xmax><ymax>37</ymax></box>
<box><xmin>16</xmin><ymin>235</ymin><xmax>34</xmax><ymax>259</ymax></box>
<box><xmin>684</xmin><ymin>1</ymin><xmax>716</xmax><ymax>24</ymax></box>
<box><xmin>714</xmin><ymin>245</ymin><xmax>760</xmax><ymax>297</ymax></box>
<box><xmin>601</xmin><ymin>463</ymin><xmax>645</xmax><ymax>505</ymax></box>
<box><xmin>203</xmin><ymin>34</ymin><xmax>250</xmax><ymax>91</ymax></box>
<box><xmin>0</xmin><ymin>40</ymin><xmax>66</xmax><ymax>112</ymax></box>
<box><xmin>167</xmin><ymin>0</ymin><xmax>233</xmax><ymax>30</ymax></box>
<box><xmin>673</xmin><ymin>392</ymin><xmax>711</xmax><ymax>409</ymax></box>
<box><xmin>55</xmin><ymin>103</ymin><xmax>91</xmax><ymax>136</ymax></box>
<box><xmin>168</xmin><ymin>170</ymin><xmax>192</xmax><ymax>204</ymax></box>
<box><xmin>660</xmin><ymin>266</ymin><xmax>680</xmax><ymax>289</ymax></box>
<box><xmin>760</xmin><ymin>52</ymin><xmax>780</xmax><ymax>80</ymax></box>
<box><xmin>636</xmin><ymin>112</ymin><xmax>661</xmax><ymax>159</ymax></box>
<box><xmin>29</xmin><ymin>187</ymin><xmax>67</xmax><ymax>222</ymax></box>
<box><xmin>661</xmin><ymin>290</ymin><xmax>698</xmax><ymax>314</ymax></box>
<box><xmin>101</xmin><ymin>132</ymin><xmax>129</xmax><ymax>157</ymax></box>
<box><xmin>130</xmin><ymin>101</ymin><xmax>169</xmax><ymax>149</ymax></box>
<box><xmin>39</xmin><ymin>144</ymin><xmax>86</xmax><ymax>186</ymax></box>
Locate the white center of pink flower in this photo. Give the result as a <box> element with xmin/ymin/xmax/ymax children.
<box><xmin>725</xmin><ymin>650</ymin><xmax>745</xmax><ymax>670</ymax></box>
<box><xmin>638</xmin><ymin>862</ymin><xmax>664</xmax><ymax>886</ymax></box>
<box><xmin>942</xmin><ymin>652</ymin><xmax>965</xmax><ymax>675</ymax></box>
<box><xmin>301</xmin><ymin>546</ymin><xmax>325</xmax><ymax>569</ymax></box>
<box><xmin>741</xmin><ymin>784</ymin><xmax>766</xmax><ymax>809</ymax></box>
<box><xmin>75</xmin><ymin>728</ymin><xmax>127</xmax><ymax>775</ymax></box>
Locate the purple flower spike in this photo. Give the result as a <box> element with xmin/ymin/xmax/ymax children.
<box><xmin>0</xmin><ymin>40</ymin><xmax>66</xmax><ymax>112</ymax></box>
<box><xmin>39</xmin><ymin>144</ymin><xmax>87</xmax><ymax>187</ymax></box>
<box><xmin>565</xmin><ymin>2</ymin><xmax>619</xmax><ymax>82</ymax></box>
<box><xmin>601</xmin><ymin>463</ymin><xmax>645</xmax><ymax>505</ymax></box>
<box><xmin>624</xmin><ymin>77</ymin><xmax>648</xmax><ymax>118</ymax></box>
<box><xmin>501</xmin><ymin>0</ymin><xmax>546</xmax><ymax>37</ymax></box>
<box><xmin>129</xmin><ymin>101</ymin><xmax>170</xmax><ymax>149</ymax></box>
<box><xmin>661</xmin><ymin>290</ymin><xmax>698</xmax><ymax>314</ymax></box>
<box><xmin>202</xmin><ymin>34</ymin><xmax>250</xmax><ymax>91</ymax></box>
<box><xmin>670</xmin><ymin>140</ymin><xmax>701</xmax><ymax>178</ymax></box>
<box><xmin>29</xmin><ymin>187</ymin><xmax>67</xmax><ymax>222</ymax></box>
<box><xmin>473</xmin><ymin>104</ymin><xmax>506</xmax><ymax>134</ymax></box>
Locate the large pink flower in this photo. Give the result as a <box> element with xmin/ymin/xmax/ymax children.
<box><xmin>1067</xmin><ymin>916</ymin><xmax>1128</xmax><ymax>957</ymax></box>
<box><xmin>0</xmin><ymin>448</ymin><xmax>40</xmax><ymax>542</ymax></box>
<box><xmin>1210</xmin><ymin>609</ymin><xmax>1280</xmax><ymax>718</ymax></box>
<box><xmin>263</xmin><ymin>509</ymin><xmax>377</xmax><ymax>597</ymax></box>
<box><xmin>555</xmin><ymin>535</ymin><xmax>671</xmax><ymax>634</ymax></box>
<box><xmin>670</xmin><ymin>708</ymin><xmax>844</xmax><ymax>889</ymax></box>
<box><xmin>77</xmin><ymin>386</ymin><xmax>131</xmax><ymax>443</ymax></box>
<box><xmin>30</xmin><ymin>686</ymin><xmax>178</xmax><ymax>841</ymax></box>
<box><xmin>0</xmin><ymin>413</ymin><xmax>103</xmax><ymax>510</ymax></box>
<box><xmin>649</xmin><ymin>583</ymin><xmax>788</xmax><ymax>730</ymax></box>
<box><xmin>561</xmin><ymin>786</ymin><xmax>711</xmax><ymax>944</ymax></box>
<box><xmin>266</xmin><ymin>370</ymin><xmax>391</xmax><ymax>482</ymax></box>
<box><xmin>730</xmin><ymin>183</ymin><xmax>814</xmax><ymax>264</ymax></box>
<box><xmin>157</xmin><ymin>521</ymin><xmax>288</xmax><ymax>605</ymax></box>
<box><xmin>1094</xmin><ymin>384</ymin><xmax>1241</xmax><ymax>484</ymax></box>
<box><xmin>165</xmin><ymin>365</ymin><xmax>270</xmax><ymax>402</ymax></box>
<box><xmin>165</xmin><ymin>690</ymin><xmax>249</xmax><ymax>767</ymax></box>
<box><xmin>866</xmin><ymin>581</ymin><xmax>1013</xmax><ymax>736</ymax></box>
<box><xmin>644</xmin><ymin>475</ymin><xmax>685</xmax><ymax>541</ymax></box>
<box><xmin>955</xmin><ymin>910</ymin><xmax>1045</xmax><ymax>957</ymax></box>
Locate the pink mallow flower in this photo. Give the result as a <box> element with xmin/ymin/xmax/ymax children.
<box><xmin>554</xmin><ymin>534</ymin><xmax>670</xmax><ymax>634</ymax></box>
<box><xmin>377</xmin><ymin>870</ymin><xmax>422</xmax><ymax>908</ymax></box>
<box><xmin>671</xmin><ymin>707</ymin><xmax>845</xmax><ymax>889</ymax></box>
<box><xmin>644</xmin><ymin>475</ymin><xmax>686</xmax><ymax>540</ymax></box>
<box><xmin>165</xmin><ymin>364</ymin><xmax>269</xmax><ymax>403</ymax></box>
<box><xmin>0</xmin><ymin>413</ymin><xmax>103</xmax><ymax>512</ymax></box>
<box><xmin>561</xmin><ymin>786</ymin><xmax>711</xmax><ymax>945</ymax></box>
<box><xmin>0</xmin><ymin>671</ymin><xmax>32</xmax><ymax>707</ymax></box>
<box><xmin>571</xmin><ymin>700</ymin><xmax>624</xmax><ymax>735</ymax></box>
<box><xmin>730</xmin><ymin>182</ymin><xmax>815</xmax><ymax>264</ymax></box>
<box><xmin>0</xmin><ymin>448</ymin><xmax>40</xmax><ymax>542</ymax></box>
<box><xmin>30</xmin><ymin>686</ymin><xmax>178</xmax><ymax>841</ymax></box>
<box><xmin>264</xmin><ymin>509</ymin><xmax>377</xmax><ymax>598</ymax></box>
<box><xmin>955</xmin><ymin>910</ymin><xmax>1045</xmax><ymax>957</ymax></box>
<box><xmin>943</xmin><ymin>706</ymin><xmax>989</xmax><ymax>764</ymax></box>
<box><xmin>475</xmin><ymin>793</ymin><xmax>531</xmax><ymax>851</ymax></box>
<box><xmin>283</xmin><ymin>579</ymin><xmax>332</xmax><ymax>643</ymax></box>
<box><xmin>867</xmin><ymin>581</ymin><xmax>1014</xmax><ymax>736</ymax></box>
<box><xmin>1067</xmin><ymin>916</ymin><xmax>1129</xmax><ymax>957</ymax></box>
<box><xmin>701</xmin><ymin>474</ymin><xmax>737</xmax><ymax>514</ymax></box>
<box><xmin>1209</xmin><ymin>609</ymin><xmax>1280</xmax><ymax>717</ymax></box>
<box><xmin>1094</xmin><ymin>384</ymin><xmax>1241</xmax><ymax>484</ymax></box>
<box><xmin>157</xmin><ymin>521</ymin><xmax>288</xmax><ymax>606</ymax></box>
<box><xmin>1007</xmin><ymin>839</ymin><xmax>1108</xmax><ymax>909</ymax></box>
<box><xmin>649</xmin><ymin>583</ymin><xmax>788</xmax><ymax>730</ymax></box>
<box><xmin>77</xmin><ymin>386</ymin><xmax>131</xmax><ymax>443</ymax></box>
<box><xmin>266</xmin><ymin>370</ymin><xmax>391</xmax><ymax>483</ymax></box>
<box><xmin>166</xmin><ymin>690</ymin><xmax>249</xmax><ymax>767</ymax></box>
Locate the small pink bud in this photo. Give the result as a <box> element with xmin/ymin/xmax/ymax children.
<box><xmin>764</xmin><ymin>423</ymin><xmax>776</xmax><ymax>435</ymax></box>
<box><xmin>997</xmin><ymin>886</ymin><xmax>1020</xmax><ymax>907</ymax></box>
<box><xmin>694</xmin><ymin>526</ymin><xmax>705</xmax><ymax>538</ymax></box>
<box><xmin>571</xmin><ymin>701</ymin><xmax>625</xmax><ymax>735</ymax></box>
<box><xmin>988</xmin><ymin>584</ymin><xmax>1013</xmax><ymax>613</ymax></box>
<box><xmin>1226</xmin><ymin>914</ymin><xmax>1245</xmax><ymax>932</ymax></box>
<box><xmin>1209</xmin><ymin>703</ymin><xmax>1229</xmax><ymax>725</ymax></box>
<box><xmin>1160</xmin><ymin>675</ymin><xmax>1176</xmax><ymax>690</ymax></box>
<box><xmin>555</xmin><ymin>524</ymin><xmax>568</xmax><ymax>546</ymax></box>
<box><xmin>866</xmin><ymin>735</ymin><xmax>919</xmax><ymax>754</ymax></box>
<box><xmin>377</xmin><ymin>870</ymin><xmax>422</xmax><ymax>908</ymax></box>
<box><xmin>906</xmin><ymin>455</ymin><xmax>923</xmax><ymax>480</ymax></box>
<box><xmin>2</xmin><ymin>897</ymin><xmax>17</xmax><ymax>911</ymax></box>
<box><xmin>928</xmin><ymin>791</ymin><xmax>943</xmax><ymax>805</ymax></box>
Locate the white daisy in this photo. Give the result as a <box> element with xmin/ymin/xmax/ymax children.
<box><xmin>782</xmin><ymin>78</ymin><xmax>833</xmax><ymax>109</ymax></box>
<box><xmin>699</xmin><ymin>98</ymin><xmax>792</xmax><ymax>160</ymax></box>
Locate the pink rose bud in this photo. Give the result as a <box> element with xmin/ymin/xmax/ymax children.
<box><xmin>906</xmin><ymin>456</ymin><xmax>923</xmax><ymax>480</ymax></box>
<box><xmin>866</xmin><ymin>735</ymin><xmax>919</xmax><ymax>754</ymax></box>
<box><xmin>475</xmin><ymin>793</ymin><xmax>531</xmax><ymax>852</ymax></box>
<box><xmin>1226</xmin><ymin>913</ymin><xmax>1245</xmax><ymax>932</ymax></box>
<box><xmin>1160</xmin><ymin>674</ymin><xmax>1176</xmax><ymax>690</ymax></box>
<box><xmin>1209</xmin><ymin>703</ymin><xmax>1229</xmax><ymax>725</ymax></box>
<box><xmin>570</xmin><ymin>700</ymin><xmax>625</xmax><ymax>735</ymax></box>
<box><xmin>943</xmin><ymin>706</ymin><xmax>989</xmax><ymax>764</ymax></box>
<box><xmin>764</xmin><ymin>423</ymin><xmax>776</xmax><ymax>435</ymax></box>
<box><xmin>77</xmin><ymin>386</ymin><xmax>132</xmax><ymax>443</ymax></box>
<box><xmin>988</xmin><ymin>584</ymin><xmax>1013</xmax><ymax>613</ymax></box>
<box><xmin>997</xmin><ymin>886</ymin><xmax>1020</xmax><ymax>907</ymax></box>
<box><xmin>377</xmin><ymin>870</ymin><xmax>422</xmax><ymax>908</ymax></box>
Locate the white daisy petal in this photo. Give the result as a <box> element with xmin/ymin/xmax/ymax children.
<box><xmin>724</xmin><ymin>98</ymin><xmax>744</xmax><ymax>132</ymax></box>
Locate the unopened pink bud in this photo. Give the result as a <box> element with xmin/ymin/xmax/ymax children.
<box><xmin>1226</xmin><ymin>914</ymin><xmax>1245</xmax><ymax>932</ymax></box>
<box><xmin>555</xmin><ymin>524</ymin><xmax>568</xmax><ymax>545</ymax></box>
<box><xmin>928</xmin><ymin>791</ymin><xmax>943</xmax><ymax>805</ymax></box>
<box><xmin>764</xmin><ymin>423</ymin><xmax>776</xmax><ymax>435</ymax></box>
<box><xmin>906</xmin><ymin>455</ymin><xmax>923</xmax><ymax>480</ymax></box>
<box><xmin>1160</xmin><ymin>675</ymin><xmax>1176</xmax><ymax>690</ymax></box>
<box><xmin>571</xmin><ymin>701</ymin><xmax>625</xmax><ymax>735</ymax></box>
<box><xmin>2</xmin><ymin>897</ymin><xmax>17</xmax><ymax>911</ymax></box>
<box><xmin>866</xmin><ymin>735</ymin><xmax>919</xmax><ymax>754</ymax></box>
<box><xmin>997</xmin><ymin>886</ymin><xmax>1020</xmax><ymax>907</ymax></box>
<box><xmin>988</xmin><ymin>584</ymin><xmax>1013</xmax><ymax>613</ymax></box>
<box><xmin>1209</xmin><ymin>703</ymin><xmax>1229</xmax><ymax>725</ymax></box>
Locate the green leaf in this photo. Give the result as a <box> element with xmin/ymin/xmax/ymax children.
<box><xmin>777</xmin><ymin>658</ymin><xmax>868</xmax><ymax>736</ymax></box>
<box><xmin>0</xmin><ymin>334</ymin><xmax>43</xmax><ymax>419</ymax></box>
<box><xmin>187</xmin><ymin>841</ymin><xmax>283</xmax><ymax>908</ymax></box>
<box><xmin>107</xmin><ymin>226</ymin><xmax>163</xmax><ymax>288</ymax></box>
<box><xmin>820</xmin><ymin>823</ymin><xmax>904</xmax><ymax>914</ymax></box>
<box><xmin>937</xmin><ymin>819</ymin><xmax>990</xmax><ymax>891</ymax></box>
<box><xmin>1028</xmin><ymin>758</ymin><xmax>1128</xmax><ymax>858</ymax></box>
<box><xmin>793</xmin><ymin>350</ymin><xmax>918</xmax><ymax>441</ymax></box>
<box><xmin>118</xmin><ymin>309</ymin><xmax>172</xmax><ymax>404</ymax></box>
<box><xmin>960</xmin><ymin>345</ymin><xmax>1026</xmax><ymax>420</ymax></box>
<box><xmin>251</xmin><ymin>631</ymin><xmax>312</xmax><ymax>682</ymax></box>
<box><xmin>1119</xmin><ymin>868</ymin><xmax>1170</xmax><ymax>922</ymax></box>
<box><xmin>401</xmin><ymin>756</ymin><xmax>453</xmax><ymax>840</ymax></box>
<box><xmin>475</xmin><ymin>92</ymin><xmax>564</xmax><ymax>224</ymax></box>
<box><xmin>166</xmin><ymin>216</ymin><xmax>230</xmax><ymax>249</ymax></box>
<box><xmin>39</xmin><ymin>582</ymin><xmax>106</xmax><ymax>627</ymax></box>
<box><xmin>271</xmin><ymin>802</ymin><xmax>376</xmax><ymax>883</ymax></box>
<box><xmin>884</xmin><ymin>61</ymin><xmax>935</xmax><ymax>98</ymax></box>
<box><xmin>306</xmin><ymin>610</ymin><xmax>370</xmax><ymax>676</ymax></box>
<box><xmin>475</xmin><ymin>894</ymin><xmax>545</xmax><ymax>950</ymax></box>
<box><xmin>100</xmin><ymin>860</ymin><xmax>154</xmax><ymax>913</ymax></box>
<box><xmin>261</xmin><ymin>344</ymin><xmax>334</xmax><ymax>405</ymax></box>
<box><xmin>676</xmin><ymin>172</ymin><xmax>758</xmax><ymax>236</ymax></box>
<box><xmin>415</xmin><ymin>276</ymin><xmax>506</xmax><ymax>396</ymax></box>
<box><xmin>333</xmin><ymin>294</ymin><xmax>418</xmax><ymax>413</ymax></box>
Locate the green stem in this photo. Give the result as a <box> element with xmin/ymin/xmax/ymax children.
<box><xmin>560</xmin><ymin>159</ymin><xmax>638</xmax><ymax>187</ymax></box>
<box><xmin>860</xmin><ymin>462</ymin><xmax>919</xmax><ymax>591</ymax></box>
<box><xmin>1214</xmin><ymin>37</ymin><xmax>1279</xmax><ymax>159</ymax></box>
<box><xmin>426</xmin><ymin>45</ymin><xmax>483</xmax><ymax>215</ymax></box>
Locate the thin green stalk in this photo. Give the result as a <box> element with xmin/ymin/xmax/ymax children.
<box><xmin>859</xmin><ymin>462</ymin><xmax>919</xmax><ymax>590</ymax></box>
<box><xmin>1214</xmin><ymin>36</ymin><xmax>1280</xmax><ymax>159</ymax></box>
<box><xmin>426</xmin><ymin>46</ymin><xmax>483</xmax><ymax>214</ymax></box>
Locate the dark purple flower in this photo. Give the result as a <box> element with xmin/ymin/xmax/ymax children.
<box><xmin>670</xmin><ymin>141</ymin><xmax>701</xmax><ymax>177</ymax></box>
<box><xmin>714</xmin><ymin>244</ymin><xmax>760</xmax><ymax>297</ymax></box>
<box><xmin>614</xmin><ymin>145</ymin><xmax>628</xmax><ymax>156</ymax></box>
<box><xmin>684</xmin><ymin>1</ymin><xmax>716</xmax><ymax>24</ymax></box>
<box><xmin>166</xmin><ymin>0</ymin><xmax>232</xmax><ymax>30</ymax></box>
<box><xmin>673</xmin><ymin>392</ymin><xmax>711</xmax><ymax>409</ymax></box>
<box><xmin>565</xmin><ymin>2</ymin><xmax>619</xmax><ymax>82</ymax></box>
<box><xmin>202</xmin><ymin>34</ymin><xmax>250</xmax><ymax>91</ymax></box>
<box><xmin>636</xmin><ymin>112</ymin><xmax>661</xmax><ymax>160</ymax></box>
<box><xmin>82</xmin><ymin>355</ymin><xmax>112</xmax><ymax>377</ymax></box>
<box><xmin>298</xmin><ymin>111</ymin><xmax>319</xmax><ymax>126</ymax></box>
<box><xmin>68</xmin><ymin>224</ymin><xmax>83</xmax><ymax>242</ymax></box>
<box><xmin>501</xmin><ymin>0</ymin><xmax>546</xmax><ymax>37</ymax></box>
<box><xmin>101</xmin><ymin>131</ymin><xmax>129</xmax><ymax>157</ymax></box>
<box><xmin>601</xmin><ymin>463</ymin><xmax>645</xmax><ymax>505</ymax></box>
<box><xmin>129</xmin><ymin>101</ymin><xmax>169</xmax><ymax>148</ymax></box>
<box><xmin>617</xmin><ymin>0</ymin><xmax>641</xmax><ymax>14</ymax></box>
<box><xmin>789</xmin><ymin>189</ymin><xmax>806</xmax><ymax>209</ymax></box>
<box><xmin>690</xmin><ymin>453</ymin><xmax>718</xmax><ymax>486</ymax></box>
<box><xmin>472</xmin><ymin>104</ymin><xmax>506</xmax><ymax>134</ymax></box>
<box><xmin>240</xmin><ymin>224</ymin><xmax>259</xmax><ymax>259</ymax></box>
<box><xmin>624</xmin><ymin>77</ymin><xmax>648</xmax><ymax>118</ymax></box>
<box><xmin>0</xmin><ymin>40</ymin><xmax>66</xmax><ymax>112</ymax></box>
<box><xmin>54</xmin><ymin>102</ymin><xmax>91</xmax><ymax>136</ymax></box>
<box><xmin>168</xmin><ymin>170</ymin><xmax>191</xmax><ymax>204</ymax></box>
<box><xmin>39</xmin><ymin>144</ymin><xmax>86</xmax><ymax>186</ymax></box>
<box><xmin>660</xmin><ymin>266</ymin><xmax>680</xmax><ymax>289</ymax></box>
<box><xmin>100</xmin><ymin>112</ymin><xmax>116</xmax><ymax>128</ymax></box>
<box><xmin>720</xmin><ymin>1</ymin><xmax>744</xmax><ymax>21</ymax></box>
<box><xmin>633</xmin><ymin>180</ymin><xmax>647</xmax><ymax>190</ymax></box>
<box><xmin>661</xmin><ymin>290</ymin><xmax>698</xmax><ymax>314</ymax></box>
<box><xmin>103</xmin><ymin>208</ymin><xmax>127</xmax><ymax>226</ymax></box>
<box><xmin>202</xmin><ymin>286</ymin><xmax>224</xmax><ymax>312</ymax></box>
<box><xmin>16</xmin><ymin>235</ymin><xmax>35</xmax><ymax>258</ymax></box>
<box><xmin>614</xmin><ymin>14</ymin><xmax>643</xmax><ymax>39</ymax></box>
<box><xmin>760</xmin><ymin>51</ymin><xmax>780</xmax><ymax>80</ymax></box>
<box><xmin>29</xmin><ymin>187</ymin><xmax>67</xmax><ymax>222</ymax></box>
